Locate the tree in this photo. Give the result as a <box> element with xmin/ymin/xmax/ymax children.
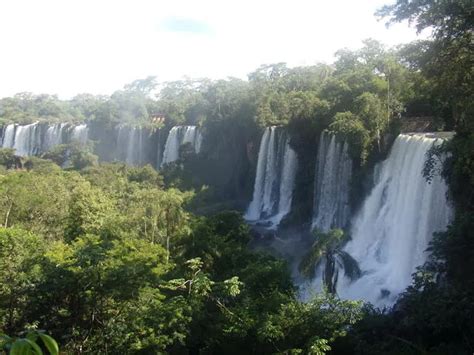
<box><xmin>378</xmin><ymin>0</ymin><xmax>474</xmax><ymax>129</ymax></box>
<box><xmin>299</xmin><ymin>229</ymin><xmax>361</xmax><ymax>294</ymax></box>
<box><xmin>354</xmin><ymin>92</ymin><xmax>387</xmax><ymax>151</ymax></box>
<box><xmin>0</xmin><ymin>228</ymin><xmax>44</xmax><ymax>333</ymax></box>
<box><xmin>0</xmin><ymin>148</ymin><xmax>23</xmax><ymax>169</ymax></box>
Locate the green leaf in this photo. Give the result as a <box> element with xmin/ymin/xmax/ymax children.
<box><xmin>39</xmin><ymin>333</ymin><xmax>59</xmax><ymax>355</ymax></box>
<box><xmin>10</xmin><ymin>339</ymin><xmax>32</xmax><ymax>355</ymax></box>
<box><xmin>25</xmin><ymin>332</ymin><xmax>38</xmax><ymax>343</ymax></box>
<box><xmin>0</xmin><ymin>333</ymin><xmax>12</xmax><ymax>344</ymax></box>
<box><xmin>336</xmin><ymin>250</ymin><xmax>361</xmax><ymax>280</ymax></box>
<box><xmin>24</xmin><ymin>339</ymin><xmax>43</xmax><ymax>355</ymax></box>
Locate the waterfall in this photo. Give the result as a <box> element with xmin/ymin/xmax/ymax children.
<box><xmin>1</xmin><ymin>122</ymin><xmax>42</xmax><ymax>156</ymax></box>
<box><xmin>0</xmin><ymin>122</ymin><xmax>168</xmax><ymax>167</ymax></box>
<box><xmin>1</xmin><ymin>122</ymin><xmax>89</xmax><ymax>157</ymax></box>
<box><xmin>335</xmin><ymin>133</ymin><xmax>453</xmax><ymax>306</ymax></box>
<box><xmin>1</xmin><ymin>124</ymin><xmax>16</xmax><ymax>149</ymax></box>
<box><xmin>245</xmin><ymin>127</ymin><xmax>298</xmax><ymax>227</ymax></box>
<box><xmin>43</xmin><ymin>123</ymin><xmax>68</xmax><ymax>151</ymax></box>
<box><xmin>115</xmin><ymin>125</ymin><xmax>147</xmax><ymax>166</ymax></box>
<box><xmin>161</xmin><ymin>126</ymin><xmax>203</xmax><ymax>167</ymax></box>
<box><xmin>70</xmin><ymin>124</ymin><xmax>89</xmax><ymax>145</ymax></box>
<box><xmin>312</xmin><ymin>131</ymin><xmax>352</xmax><ymax>232</ymax></box>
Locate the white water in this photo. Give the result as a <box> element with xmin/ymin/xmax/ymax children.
<box><xmin>1</xmin><ymin>124</ymin><xmax>16</xmax><ymax>149</ymax></box>
<box><xmin>2</xmin><ymin>123</ymin><xmax>42</xmax><ymax>156</ymax></box>
<box><xmin>335</xmin><ymin>134</ymin><xmax>452</xmax><ymax>307</ymax></box>
<box><xmin>1</xmin><ymin>123</ymin><xmax>89</xmax><ymax>157</ymax></box>
<box><xmin>43</xmin><ymin>123</ymin><xmax>67</xmax><ymax>151</ymax></box>
<box><xmin>245</xmin><ymin>127</ymin><xmax>298</xmax><ymax>227</ymax></box>
<box><xmin>70</xmin><ymin>124</ymin><xmax>89</xmax><ymax>145</ymax></box>
<box><xmin>312</xmin><ymin>131</ymin><xmax>352</xmax><ymax>232</ymax></box>
<box><xmin>116</xmin><ymin>125</ymin><xmax>147</xmax><ymax>166</ymax></box>
<box><xmin>161</xmin><ymin>126</ymin><xmax>203</xmax><ymax>167</ymax></box>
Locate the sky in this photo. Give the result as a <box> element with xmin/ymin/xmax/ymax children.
<box><xmin>0</xmin><ymin>0</ymin><xmax>426</xmax><ymax>99</ymax></box>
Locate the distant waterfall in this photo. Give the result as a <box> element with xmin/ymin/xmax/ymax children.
<box><xmin>245</xmin><ymin>127</ymin><xmax>298</xmax><ymax>227</ymax></box>
<box><xmin>1</xmin><ymin>124</ymin><xmax>16</xmax><ymax>149</ymax></box>
<box><xmin>335</xmin><ymin>133</ymin><xmax>452</xmax><ymax>306</ymax></box>
<box><xmin>312</xmin><ymin>131</ymin><xmax>352</xmax><ymax>232</ymax></box>
<box><xmin>43</xmin><ymin>123</ymin><xmax>68</xmax><ymax>151</ymax></box>
<box><xmin>1</xmin><ymin>123</ymin><xmax>89</xmax><ymax>156</ymax></box>
<box><xmin>115</xmin><ymin>125</ymin><xmax>147</xmax><ymax>166</ymax></box>
<box><xmin>161</xmin><ymin>126</ymin><xmax>203</xmax><ymax>167</ymax></box>
<box><xmin>0</xmin><ymin>122</ymin><xmax>169</xmax><ymax>167</ymax></box>
<box><xmin>1</xmin><ymin>123</ymin><xmax>42</xmax><ymax>156</ymax></box>
<box><xmin>70</xmin><ymin>124</ymin><xmax>89</xmax><ymax>145</ymax></box>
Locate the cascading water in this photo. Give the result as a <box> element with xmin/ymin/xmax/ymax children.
<box><xmin>43</xmin><ymin>123</ymin><xmax>68</xmax><ymax>151</ymax></box>
<box><xmin>312</xmin><ymin>131</ymin><xmax>352</xmax><ymax>232</ymax></box>
<box><xmin>1</xmin><ymin>122</ymin><xmax>42</xmax><ymax>156</ymax></box>
<box><xmin>1</xmin><ymin>123</ymin><xmax>90</xmax><ymax>156</ymax></box>
<box><xmin>1</xmin><ymin>124</ymin><xmax>16</xmax><ymax>149</ymax></box>
<box><xmin>245</xmin><ymin>127</ymin><xmax>298</xmax><ymax>228</ymax></box>
<box><xmin>0</xmin><ymin>122</ymin><xmax>168</xmax><ymax>167</ymax></box>
<box><xmin>70</xmin><ymin>124</ymin><xmax>89</xmax><ymax>145</ymax></box>
<box><xmin>333</xmin><ymin>133</ymin><xmax>452</xmax><ymax>306</ymax></box>
<box><xmin>115</xmin><ymin>125</ymin><xmax>147</xmax><ymax>166</ymax></box>
<box><xmin>160</xmin><ymin>126</ymin><xmax>203</xmax><ymax>167</ymax></box>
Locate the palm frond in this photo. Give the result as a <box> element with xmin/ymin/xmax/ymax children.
<box><xmin>299</xmin><ymin>246</ymin><xmax>324</xmax><ymax>279</ymax></box>
<box><xmin>336</xmin><ymin>250</ymin><xmax>361</xmax><ymax>280</ymax></box>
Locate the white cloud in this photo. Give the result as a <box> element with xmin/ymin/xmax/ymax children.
<box><xmin>0</xmin><ymin>0</ymin><xmax>425</xmax><ymax>98</ymax></box>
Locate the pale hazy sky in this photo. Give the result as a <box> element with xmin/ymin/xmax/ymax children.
<box><xmin>0</xmin><ymin>0</ymin><xmax>424</xmax><ymax>98</ymax></box>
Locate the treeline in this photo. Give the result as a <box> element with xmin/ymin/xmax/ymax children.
<box><xmin>0</xmin><ymin>37</ymin><xmax>454</xmax><ymax>165</ymax></box>
<box><xmin>1</xmin><ymin>36</ymin><xmax>456</xmax><ymax>220</ymax></box>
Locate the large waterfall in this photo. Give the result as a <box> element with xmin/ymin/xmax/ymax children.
<box><xmin>312</xmin><ymin>131</ymin><xmax>352</xmax><ymax>232</ymax></box>
<box><xmin>245</xmin><ymin>127</ymin><xmax>298</xmax><ymax>227</ymax></box>
<box><xmin>161</xmin><ymin>126</ymin><xmax>203</xmax><ymax>167</ymax></box>
<box><xmin>334</xmin><ymin>133</ymin><xmax>452</xmax><ymax>306</ymax></box>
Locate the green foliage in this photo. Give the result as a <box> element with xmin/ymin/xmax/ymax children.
<box><xmin>0</xmin><ymin>163</ymin><xmax>364</xmax><ymax>354</ymax></box>
<box><xmin>0</xmin><ymin>149</ymin><xmax>23</xmax><ymax>170</ymax></box>
<box><xmin>40</xmin><ymin>142</ymin><xmax>98</xmax><ymax>170</ymax></box>
<box><xmin>329</xmin><ymin>113</ymin><xmax>371</xmax><ymax>163</ymax></box>
<box><xmin>0</xmin><ymin>228</ymin><xmax>43</xmax><ymax>332</ymax></box>
<box><xmin>0</xmin><ymin>330</ymin><xmax>59</xmax><ymax>355</ymax></box>
<box><xmin>258</xmin><ymin>293</ymin><xmax>363</xmax><ymax>354</ymax></box>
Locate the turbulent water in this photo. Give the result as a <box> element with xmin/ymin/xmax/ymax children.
<box><xmin>312</xmin><ymin>131</ymin><xmax>352</xmax><ymax>232</ymax></box>
<box><xmin>301</xmin><ymin>133</ymin><xmax>452</xmax><ymax>306</ymax></box>
<box><xmin>161</xmin><ymin>126</ymin><xmax>203</xmax><ymax>167</ymax></box>
<box><xmin>334</xmin><ymin>133</ymin><xmax>452</xmax><ymax>306</ymax></box>
<box><xmin>245</xmin><ymin>126</ymin><xmax>298</xmax><ymax>227</ymax></box>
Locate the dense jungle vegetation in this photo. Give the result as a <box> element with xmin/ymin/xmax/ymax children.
<box><xmin>0</xmin><ymin>0</ymin><xmax>473</xmax><ymax>353</ymax></box>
